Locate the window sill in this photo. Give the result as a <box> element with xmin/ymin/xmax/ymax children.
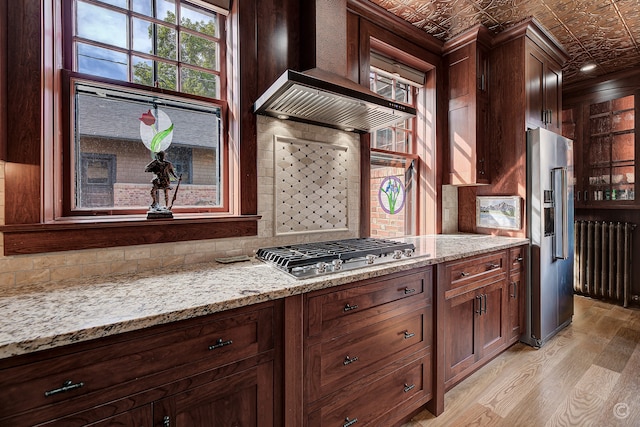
<box><xmin>0</xmin><ymin>215</ymin><xmax>261</xmax><ymax>256</ymax></box>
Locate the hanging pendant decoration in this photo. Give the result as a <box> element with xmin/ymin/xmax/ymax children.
<box><xmin>139</xmin><ymin>108</ymin><xmax>174</xmax><ymax>153</ymax></box>
<box><xmin>378</xmin><ymin>176</ymin><xmax>406</xmax><ymax>215</ymax></box>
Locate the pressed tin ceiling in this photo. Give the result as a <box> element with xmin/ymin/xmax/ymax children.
<box><xmin>367</xmin><ymin>0</ymin><xmax>640</xmax><ymax>85</ymax></box>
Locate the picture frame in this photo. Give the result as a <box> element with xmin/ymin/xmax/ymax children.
<box><xmin>476</xmin><ymin>196</ymin><xmax>522</xmax><ymax>230</ymax></box>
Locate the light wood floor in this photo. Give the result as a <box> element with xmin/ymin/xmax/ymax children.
<box><xmin>403</xmin><ymin>295</ymin><xmax>640</xmax><ymax>427</ymax></box>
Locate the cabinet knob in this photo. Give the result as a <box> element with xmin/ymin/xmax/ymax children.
<box><xmin>403</xmin><ymin>287</ymin><xmax>416</xmax><ymax>295</ymax></box>
<box><xmin>343</xmin><ymin>303</ymin><xmax>359</xmax><ymax>312</ymax></box>
<box><xmin>403</xmin><ymin>330</ymin><xmax>416</xmax><ymax>339</ymax></box>
<box><xmin>403</xmin><ymin>383</ymin><xmax>416</xmax><ymax>393</ymax></box>
<box><xmin>460</xmin><ymin>271</ymin><xmax>470</xmax><ymax>277</ymax></box>
<box><xmin>514</xmin><ymin>257</ymin><xmax>523</xmax><ymax>263</ymax></box>
<box><xmin>44</xmin><ymin>379</ymin><xmax>85</xmax><ymax>397</ymax></box>
<box><xmin>487</xmin><ymin>263</ymin><xmax>500</xmax><ymax>269</ymax></box>
<box><xmin>343</xmin><ymin>417</ymin><xmax>358</xmax><ymax>427</ymax></box>
<box><xmin>208</xmin><ymin>338</ymin><xmax>233</xmax><ymax>351</ymax></box>
<box><xmin>343</xmin><ymin>355</ymin><xmax>359</xmax><ymax>366</ymax></box>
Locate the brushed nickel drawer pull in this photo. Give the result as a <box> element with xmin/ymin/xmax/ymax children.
<box><xmin>460</xmin><ymin>271</ymin><xmax>470</xmax><ymax>277</ymax></box>
<box><xmin>208</xmin><ymin>338</ymin><xmax>233</xmax><ymax>350</ymax></box>
<box><xmin>343</xmin><ymin>417</ymin><xmax>358</xmax><ymax>427</ymax></box>
<box><xmin>404</xmin><ymin>330</ymin><xmax>415</xmax><ymax>339</ymax></box>
<box><xmin>44</xmin><ymin>380</ymin><xmax>84</xmax><ymax>397</ymax></box>
<box><xmin>515</xmin><ymin>256</ymin><xmax>523</xmax><ymax>262</ymax></box>
<box><xmin>475</xmin><ymin>295</ymin><xmax>482</xmax><ymax>315</ymax></box>
<box><xmin>403</xmin><ymin>383</ymin><xmax>416</xmax><ymax>393</ymax></box>
<box><xmin>343</xmin><ymin>355</ymin><xmax>359</xmax><ymax>366</ymax></box>
<box><xmin>488</xmin><ymin>263</ymin><xmax>500</xmax><ymax>269</ymax></box>
<box><xmin>343</xmin><ymin>303</ymin><xmax>359</xmax><ymax>312</ymax></box>
<box><xmin>404</xmin><ymin>287</ymin><xmax>416</xmax><ymax>294</ymax></box>
<box><xmin>163</xmin><ymin>416</ymin><xmax>170</xmax><ymax>427</ymax></box>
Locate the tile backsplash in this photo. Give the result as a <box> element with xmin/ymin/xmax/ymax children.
<box><xmin>0</xmin><ymin>117</ymin><xmax>361</xmax><ymax>290</ymax></box>
<box><xmin>274</xmin><ymin>136</ymin><xmax>349</xmax><ymax>234</ymax></box>
<box><xmin>441</xmin><ymin>185</ymin><xmax>459</xmax><ymax>233</ymax></box>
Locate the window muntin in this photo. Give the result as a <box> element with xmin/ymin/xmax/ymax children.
<box><xmin>72</xmin><ymin>80</ymin><xmax>223</xmax><ymax>212</ymax></box>
<box><xmin>72</xmin><ymin>0</ymin><xmax>223</xmax><ymax>99</ymax></box>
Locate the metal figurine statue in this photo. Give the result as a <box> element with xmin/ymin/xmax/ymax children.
<box><xmin>145</xmin><ymin>150</ymin><xmax>180</xmax><ymax>218</ymax></box>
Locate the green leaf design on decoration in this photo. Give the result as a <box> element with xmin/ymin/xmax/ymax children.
<box><xmin>150</xmin><ymin>123</ymin><xmax>174</xmax><ymax>153</ymax></box>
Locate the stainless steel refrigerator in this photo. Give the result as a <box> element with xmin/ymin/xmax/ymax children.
<box><xmin>524</xmin><ymin>127</ymin><xmax>574</xmax><ymax>347</ymax></box>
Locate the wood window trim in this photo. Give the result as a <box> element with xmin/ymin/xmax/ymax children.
<box><xmin>1</xmin><ymin>0</ymin><xmax>259</xmax><ymax>256</ymax></box>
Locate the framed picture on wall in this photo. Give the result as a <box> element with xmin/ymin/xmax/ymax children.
<box><xmin>476</xmin><ymin>196</ymin><xmax>521</xmax><ymax>230</ymax></box>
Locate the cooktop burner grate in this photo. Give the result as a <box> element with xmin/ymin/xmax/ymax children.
<box><xmin>256</xmin><ymin>238</ymin><xmax>415</xmax><ymax>278</ymax></box>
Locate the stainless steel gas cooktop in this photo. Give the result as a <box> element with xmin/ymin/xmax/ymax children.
<box><xmin>256</xmin><ymin>238</ymin><xmax>415</xmax><ymax>279</ymax></box>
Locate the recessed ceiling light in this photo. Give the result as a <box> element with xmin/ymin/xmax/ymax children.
<box><xmin>344</xmin><ymin>127</ymin><xmax>354</xmax><ymax>132</ymax></box>
<box><xmin>580</xmin><ymin>63</ymin><xmax>597</xmax><ymax>73</ymax></box>
<box><xmin>277</xmin><ymin>114</ymin><xmax>289</xmax><ymax>120</ymax></box>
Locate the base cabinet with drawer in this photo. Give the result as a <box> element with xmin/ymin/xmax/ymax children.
<box><xmin>437</xmin><ymin>246</ymin><xmax>527</xmax><ymax>392</ymax></box>
<box><xmin>303</xmin><ymin>267</ymin><xmax>434</xmax><ymax>426</ymax></box>
<box><xmin>0</xmin><ymin>301</ymin><xmax>279</xmax><ymax>427</ymax></box>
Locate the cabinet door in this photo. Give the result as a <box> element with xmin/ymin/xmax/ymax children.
<box><xmin>508</xmin><ymin>271</ymin><xmax>525</xmax><ymax>344</ymax></box>
<box><xmin>545</xmin><ymin>62</ymin><xmax>562</xmax><ymax>134</ymax></box>
<box><xmin>444</xmin><ymin>290</ymin><xmax>479</xmax><ymax>383</ymax></box>
<box><xmin>154</xmin><ymin>363</ymin><xmax>273</xmax><ymax>427</ymax></box>
<box><xmin>526</xmin><ymin>49</ymin><xmax>545</xmax><ymax>129</ymax></box>
<box><xmin>478</xmin><ymin>280</ymin><xmax>507</xmax><ymax>358</ymax></box>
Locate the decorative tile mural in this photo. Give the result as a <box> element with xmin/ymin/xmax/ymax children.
<box><xmin>274</xmin><ymin>136</ymin><xmax>348</xmax><ymax>235</ymax></box>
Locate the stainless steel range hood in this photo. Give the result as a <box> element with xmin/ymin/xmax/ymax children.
<box><xmin>252</xmin><ymin>67</ymin><xmax>416</xmax><ymax>133</ymax></box>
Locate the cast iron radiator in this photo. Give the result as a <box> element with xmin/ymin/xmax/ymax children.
<box><xmin>574</xmin><ymin>221</ymin><xmax>636</xmax><ymax>307</ymax></box>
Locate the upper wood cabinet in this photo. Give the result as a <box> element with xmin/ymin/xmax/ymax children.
<box><xmin>526</xmin><ymin>42</ymin><xmax>563</xmax><ymax>134</ymax></box>
<box><xmin>564</xmin><ymin>91</ymin><xmax>638</xmax><ymax>208</ymax></box>
<box><xmin>444</xmin><ymin>26</ymin><xmax>492</xmax><ymax>186</ymax></box>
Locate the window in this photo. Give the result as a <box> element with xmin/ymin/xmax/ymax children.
<box><xmin>369</xmin><ymin>54</ymin><xmax>424</xmax><ymax>238</ymax></box>
<box><xmin>71</xmin><ymin>0</ymin><xmax>224</xmax><ymax>98</ymax></box>
<box><xmin>1</xmin><ymin>0</ymin><xmax>263</xmax><ymax>256</ymax></box>
<box><xmin>71</xmin><ymin>80</ymin><xmax>223</xmax><ymax>212</ymax></box>
<box><xmin>64</xmin><ymin>0</ymin><xmax>228</xmax><ymax>215</ymax></box>
<box><xmin>369</xmin><ymin>69</ymin><xmax>416</xmax><ymax>153</ymax></box>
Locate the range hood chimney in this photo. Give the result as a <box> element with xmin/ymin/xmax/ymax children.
<box><xmin>252</xmin><ymin>0</ymin><xmax>416</xmax><ymax>133</ymax></box>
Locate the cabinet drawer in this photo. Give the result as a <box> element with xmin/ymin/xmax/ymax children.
<box><xmin>509</xmin><ymin>246</ymin><xmax>526</xmax><ymax>273</ymax></box>
<box><xmin>307</xmin><ymin>268</ymin><xmax>432</xmax><ymax>337</ymax></box>
<box><xmin>306</xmin><ymin>307</ymin><xmax>430</xmax><ymax>402</ymax></box>
<box><xmin>307</xmin><ymin>356</ymin><xmax>430</xmax><ymax>427</ymax></box>
<box><xmin>0</xmin><ymin>304</ymin><xmax>273</xmax><ymax>418</ymax></box>
<box><xmin>445</xmin><ymin>251</ymin><xmax>506</xmax><ymax>292</ymax></box>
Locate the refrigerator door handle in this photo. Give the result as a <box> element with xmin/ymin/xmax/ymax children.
<box><xmin>552</xmin><ymin>167</ymin><xmax>569</xmax><ymax>260</ymax></box>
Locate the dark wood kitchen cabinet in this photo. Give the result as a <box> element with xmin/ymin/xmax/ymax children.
<box><xmin>0</xmin><ymin>302</ymin><xmax>278</xmax><ymax>427</ymax></box>
<box><xmin>303</xmin><ymin>268</ymin><xmax>434</xmax><ymax>426</ymax></box>
<box><xmin>507</xmin><ymin>245</ymin><xmax>527</xmax><ymax>345</ymax></box>
<box><xmin>444</xmin><ymin>25</ymin><xmax>492</xmax><ymax>186</ymax></box>
<box><xmin>525</xmin><ymin>41</ymin><xmax>562</xmax><ymax>134</ymax></box>
<box><xmin>566</xmin><ymin>93</ymin><xmax>637</xmax><ymax>207</ymax></box>
<box><xmin>440</xmin><ymin>250</ymin><xmax>509</xmax><ymax>389</ymax></box>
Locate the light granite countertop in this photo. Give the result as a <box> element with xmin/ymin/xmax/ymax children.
<box><xmin>0</xmin><ymin>234</ymin><xmax>528</xmax><ymax>359</ymax></box>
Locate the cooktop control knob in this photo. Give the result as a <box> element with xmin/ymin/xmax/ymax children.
<box><xmin>332</xmin><ymin>259</ymin><xmax>344</xmax><ymax>271</ymax></box>
<box><xmin>393</xmin><ymin>250</ymin><xmax>403</xmax><ymax>259</ymax></box>
<box><xmin>316</xmin><ymin>262</ymin><xmax>328</xmax><ymax>273</ymax></box>
<box><xmin>404</xmin><ymin>249</ymin><xmax>414</xmax><ymax>257</ymax></box>
<box><xmin>365</xmin><ymin>254</ymin><xmax>377</xmax><ymax>264</ymax></box>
